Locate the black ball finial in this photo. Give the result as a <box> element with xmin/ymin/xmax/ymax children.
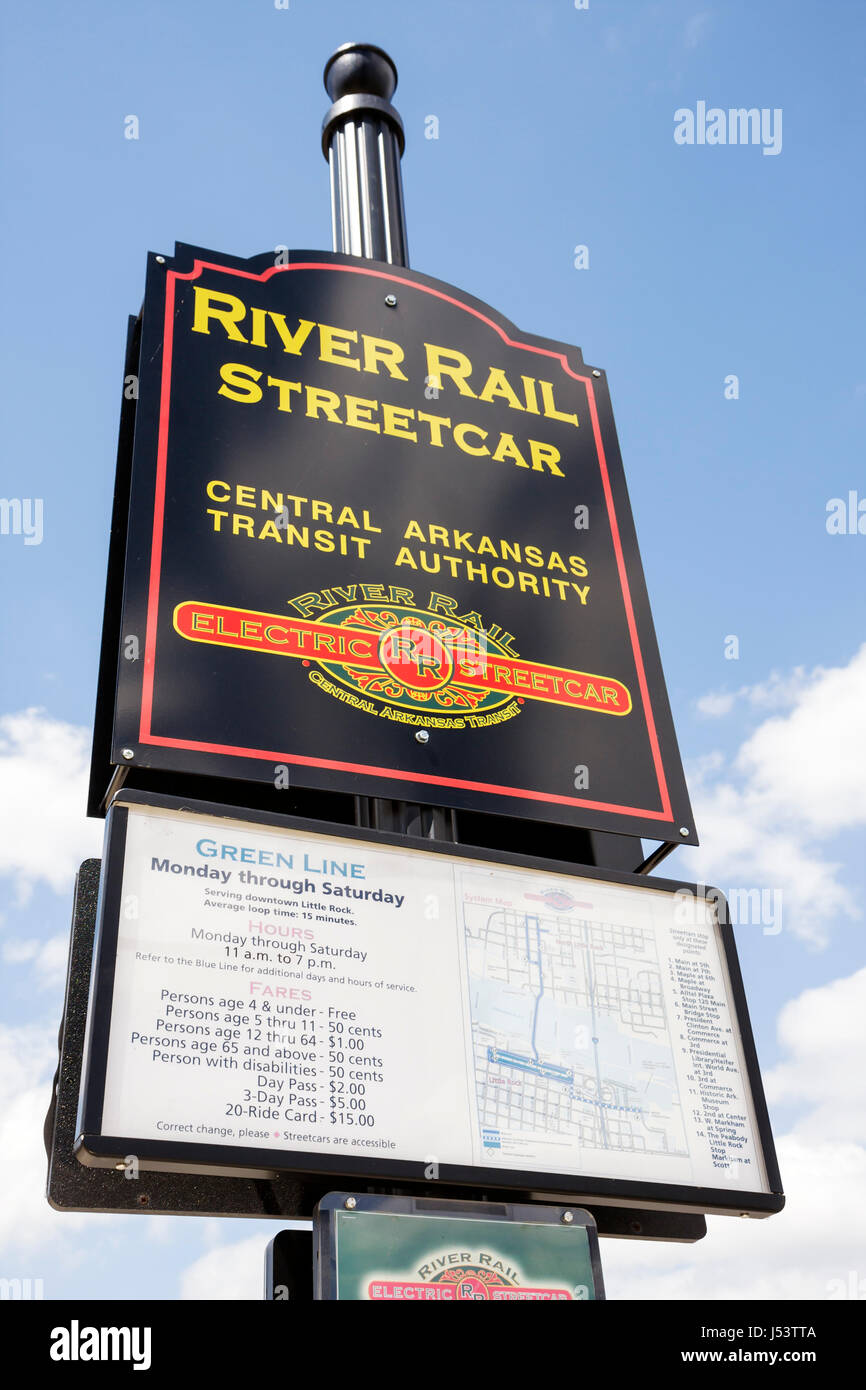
<box><xmin>323</xmin><ymin>42</ymin><xmax>398</xmax><ymax>103</ymax></box>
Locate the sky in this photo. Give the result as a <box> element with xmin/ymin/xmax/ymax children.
<box><xmin>0</xmin><ymin>0</ymin><xmax>864</xmax><ymax>1301</ymax></box>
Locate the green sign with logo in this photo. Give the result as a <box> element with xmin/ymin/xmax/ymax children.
<box><xmin>315</xmin><ymin>1195</ymin><xmax>604</xmax><ymax>1301</ymax></box>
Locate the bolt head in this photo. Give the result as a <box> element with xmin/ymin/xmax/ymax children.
<box><xmin>385</xmin><ymin>294</ymin><xmax>397</xmax><ymax>307</ymax></box>
<box><xmin>345</xmin><ymin>1196</ymin><xmax>357</xmax><ymax>1210</ymax></box>
<box><xmin>121</xmin><ymin>748</ymin><xmax>135</xmax><ymax>761</ymax></box>
<box><xmin>561</xmin><ymin>1210</ymin><xmax>574</xmax><ymax>1224</ymax></box>
<box><xmin>591</xmin><ymin>369</ymin><xmax>601</xmax><ymax>378</ymax></box>
<box><xmin>155</xmin><ymin>255</ymin><xmax>166</xmax><ymax>264</ymax></box>
<box><xmin>679</xmin><ymin>826</ymin><xmax>690</xmax><ymax>837</ymax></box>
<box><xmin>415</xmin><ymin>729</ymin><xmax>430</xmax><ymax>744</ymax></box>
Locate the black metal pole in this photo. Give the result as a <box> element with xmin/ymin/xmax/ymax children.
<box><xmin>322</xmin><ymin>44</ymin><xmax>449</xmax><ymax>841</ymax></box>
<box><xmin>322</xmin><ymin>43</ymin><xmax>409</xmax><ymax>267</ymax></box>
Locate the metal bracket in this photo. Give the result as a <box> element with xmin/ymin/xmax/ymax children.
<box><xmin>99</xmin><ymin>763</ymin><xmax>129</xmax><ymax>814</ymax></box>
<box><xmin>635</xmin><ymin>839</ymin><xmax>678</xmax><ymax>875</ymax></box>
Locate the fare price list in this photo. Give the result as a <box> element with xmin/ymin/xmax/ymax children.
<box><xmin>106</xmin><ymin>951</ymin><xmax>433</xmax><ymax>1154</ymax></box>
<box><xmin>216</xmin><ymin>1000</ymin><xmax>386</xmax><ymax>1137</ymax></box>
<box><xmin>109</xmin><ymin>976</ymin><xmax>408</xmax><ymax>1153</ymax></box>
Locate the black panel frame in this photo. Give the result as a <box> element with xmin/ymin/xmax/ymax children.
<box><xmin>75</xmin><ymin>791</ymin><xmax>782</xmax><ymax>1218</ymax></box>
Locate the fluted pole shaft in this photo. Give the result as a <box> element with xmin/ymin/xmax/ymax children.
<box><xmin>321</xmin><ymin>45</ymin><xmax>450</xmax><ymax>839</ymax></box>
<box><xmin>322</xmin><ymin>43</ymin><xmax>409</xmax><ymax>266</ymax></box>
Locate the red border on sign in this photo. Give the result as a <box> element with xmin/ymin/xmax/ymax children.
<box><xmin>138</xmin><ymin>259</ymin><xmax>674</xmax><ymax>825</ymax></box>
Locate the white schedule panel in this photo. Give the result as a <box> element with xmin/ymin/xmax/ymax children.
<box><xmin>77</xmin><ymin>799</ymin><xmax>781</xmax><ymax>1211</ymax></box>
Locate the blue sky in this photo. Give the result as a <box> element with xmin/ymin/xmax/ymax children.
<box><xmin>1</xmin><ymin>0</ymin><xmax>864</xmax><ymax>1300</ymax></box>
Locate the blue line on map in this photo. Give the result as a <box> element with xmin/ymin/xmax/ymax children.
<box><xmin>487</xmin><ymin>1047</ymin><xmax>574</xmax><ymax>1085</ymax></box>
<box><xmin>524</xmin><ymin>914</ymin><xmax>544</xmax><ymax>1060</ymax></box>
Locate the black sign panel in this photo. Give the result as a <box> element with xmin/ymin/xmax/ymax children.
<box><xmin>110</xmin><ymin>244</ymin><xmax>695</xmax><ymax>842</ymax></box>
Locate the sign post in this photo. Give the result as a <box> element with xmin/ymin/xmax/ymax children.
<box><xmin>46</xmin><ymin>40</ymin><xmax>782</xmax><ymax>1297</ymax></box>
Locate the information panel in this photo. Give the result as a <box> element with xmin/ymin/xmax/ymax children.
<box><xmin>76</xmin><ymin>795</ymin><xmax>782</xmax><ymax>1215</ymax></box>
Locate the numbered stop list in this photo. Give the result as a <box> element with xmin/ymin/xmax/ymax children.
<box><xmin>96</xmin><ymin>807</ymin><xmax>478</xmax><ymax>1168</ymax></box>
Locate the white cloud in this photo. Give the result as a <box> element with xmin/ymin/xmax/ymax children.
<box><xmin>696</xmin><ymin>690</ymin><xmax>736</xmax><ymax>717</ymax></box>
<box><xmin>1</xmin><ymin>939</ymin><xmax>40</xmax><ymax>963</ymax></box>
<box><xmin>32</xmin><ymin>935</ymin><xmax>70</xmax><ymax>989</ymax></box>
<box><xmin>0</xmin><ymin>708</ymin><xmax>102</xmax><ymax>904</ymax></box>
<box><xmin>697</xmin><ymin>667</ymin><xmax>810</xmax><ymax>718</ymax></box>
<box><xmin>178</xmin><ymin>1220</ymin><xmax>313</xmax><ymax>1298</ymax></box>
<box><xmin>735</xmin><ymin>649</ymin><xmax>866</xmax><ymax>838</ymax></box>
<box><xmin>603</xmin><ymin>1136</ymin><xmax>866</xmax><ymax>1299</ymax></box>
<box><xmin>763</xmin><ymin>966</ymin><xmax>866</xmax><ymax>1144</ymax></box>
<box><xmin>0</xmin><ymin>1021</ymin><xmax>89</xmax><ymax>1257</ymax></box>
<box><xmin>688</xmin><ymin>780</ymin><xmax>853</xmax><ymax>947</ymax></box>
<box><xmin>2</xmin><ymin>934</ymin><xmax>69</xmax><ymax>990</ymax></box>
<box><xmin>179</xmin><ymin>1230</ymin><xmax>299</xmax><ymax>1300</ymax></box>
<box><xmin>0</xmin><ymin>1017</ymin><xmax>167</xmax><ymax>1295</ymax></box>
<box><xmin>0</xmin><ymin>1021</ymin><xmax>57</xmax><ymax>1110</ymax></box>
<box><xmin>686</xmin><ymin>644</ymin><xmax>866</xmax><ymax>945</ymax></box>
<box><xmin>0</xmin><ymin>1020</ymin><xmax>153</xmax><ymax>1273</ymax></box>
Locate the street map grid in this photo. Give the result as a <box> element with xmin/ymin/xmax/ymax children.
<box><xmin>461</xmin><ymin>875</ymin><xmax>689</xmax><ymax>1168</ymax></box>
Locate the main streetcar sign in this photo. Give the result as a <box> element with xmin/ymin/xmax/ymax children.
<box><xmin>102</xmin><ymin>243</ymin><xmax>696</xmax><ymax>843</ymax></box>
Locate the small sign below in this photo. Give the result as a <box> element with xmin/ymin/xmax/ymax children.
<box><xmin>314</xmin><ymin>1194</ymin><xmax>604</xmax><ymax>1301</ymax></box>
